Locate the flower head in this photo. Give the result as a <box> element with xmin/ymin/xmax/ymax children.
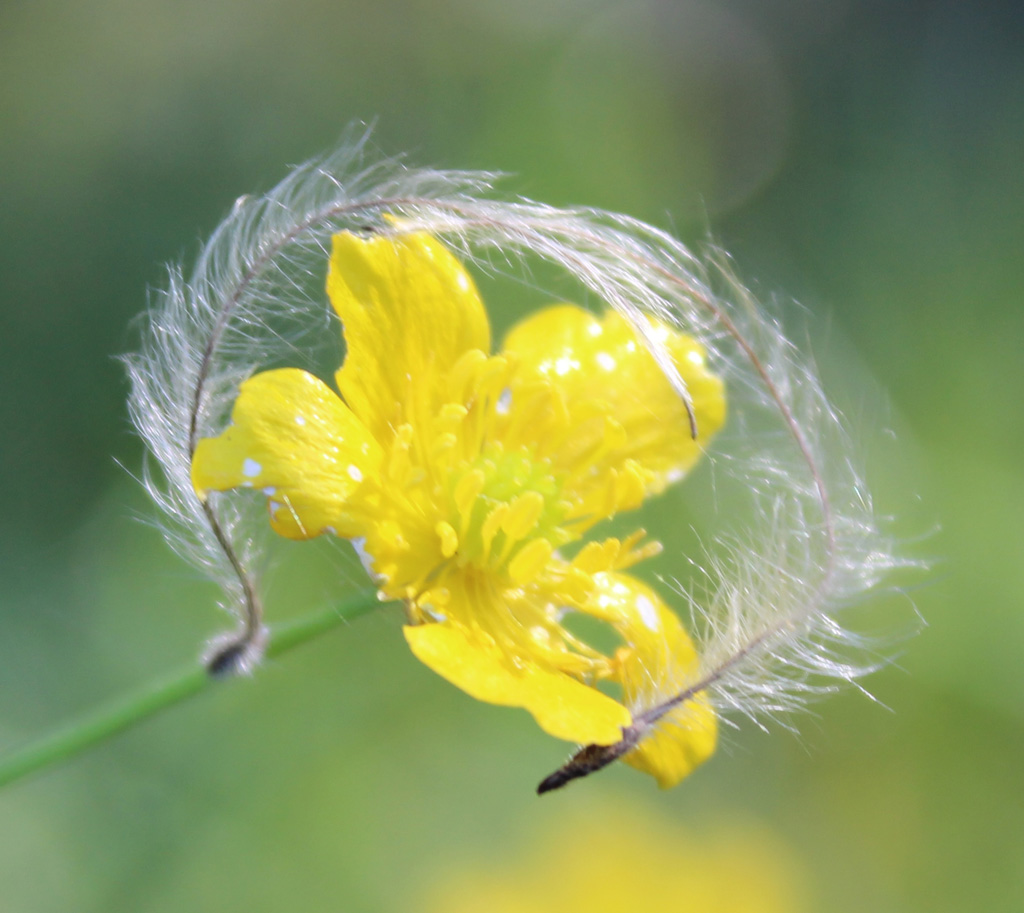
<box><xmin>191</xmin><ymin>230</ymin><xmax>725</xmax><ymax>785</ymax></box>
<box><xmin>424</xmin><ymin>804</ymin><xmax>809</xmax><ymax>913</ymax></box>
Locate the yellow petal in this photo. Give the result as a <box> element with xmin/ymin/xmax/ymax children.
<box><xmin>328</xmin><ymin>231</ymin><xmax>491</xmax><ymax>441</ymax></box>
<box><xmin>622</xmin><ymin>694</ymin><xmax>717</xmax><ymax>788</ymax></box>
<box><xmin>583</xmin><ymin>571</ymin><xmax>717</xmax><ymax>787</ymax></box>
<box><xmin>191</xmin><ymin>368</ymin><xmax>381</xmax><ymax>539</ymax></box>
<box><xmin>404</xmin><ymin>622</ymin><xmax>631</xmax><ymax>745</ymax></box>
<box><xmin>501</xmin><ymin>305</ymin><xmax>725</xmax><ymax>520</ymax></box>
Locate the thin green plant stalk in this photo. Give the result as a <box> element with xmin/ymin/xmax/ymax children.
<box><xmin>0</xmin><ymin>588</ymin><xmax>386</xmax><ymax>789</ymax></box>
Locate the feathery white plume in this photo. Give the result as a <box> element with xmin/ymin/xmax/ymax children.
<box><xmin>125</xmin><ymin>130</ymin><xmax>905</xmax><ymax>771</ymax></box>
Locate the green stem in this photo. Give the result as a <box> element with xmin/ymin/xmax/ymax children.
<box><xmin>0</xmin><ymin>589</ymin><xmax>386</xmax><ymax>789</ymax></box>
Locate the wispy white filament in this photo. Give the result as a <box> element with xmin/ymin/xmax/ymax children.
<box><xmin>125</xmin><ymin>129</ymin><xmax>905</xmax><ymax>735</ymax></box>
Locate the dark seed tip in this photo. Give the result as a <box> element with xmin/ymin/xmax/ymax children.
<box><xmin>206</xmin><ymin>642</ymin><xmax>250</xmax><ymax>678</ymax></box>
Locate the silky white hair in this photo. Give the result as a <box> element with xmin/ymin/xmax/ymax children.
<box><xmin>125</xmin><ymin>129</ymin><xmax>908</xmax><ymax>762</ymax></box>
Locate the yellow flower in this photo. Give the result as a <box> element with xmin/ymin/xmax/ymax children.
<box><xmin>191</xmin><ymin>231</ymin><xmax>725</xmax><ymax>785</ymax></box>
<box><xmin>424</xmin><ymin>804</ymin><xmax>809</xmax><ymax>913</ymax></box>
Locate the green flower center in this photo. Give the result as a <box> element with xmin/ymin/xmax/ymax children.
<box><xmin>445</xmin><ymin>443</ymin><xmax>569</xmax><ymax>576</ymax></box>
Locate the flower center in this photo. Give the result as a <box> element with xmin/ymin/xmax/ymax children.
<box><xmin>438</xmin><ymin>443</ymin><xmax>569</xmax><ymax>583</ymax></box>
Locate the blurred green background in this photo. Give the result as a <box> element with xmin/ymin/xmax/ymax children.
<box><xmin>1</xmin><ymin>0</ymin><xmax>1022</xmax><ymax>910</ymax></box>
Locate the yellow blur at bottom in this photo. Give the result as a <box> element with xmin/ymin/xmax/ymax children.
<box><xmin>423</xmin><ymin>804</ymin><xmax>808</xmax><ymax>913</ymax></box>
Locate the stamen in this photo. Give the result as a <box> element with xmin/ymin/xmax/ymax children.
<box><xmin>509</xmin><ymin>539</ymin><xmax>554</xmax><ymax>583</ymax></box>
<box><xmin>454</xmin><ymin>469</ymin><xmax>486</xmax><ymax>518</ymax></box>
<box><xmin>480</xmin><ymin>503</ymin><xmax>509</xmax><ymax>560</ymax></box>
<box><xmin>436</xmin><ymin>521</ymin><xmax>459</xmax><ymax>558</ymax></box>
<box><xmin>502</xmin><ymin>491</ymin><xmax>546</xmax><ymax>541</ymax></box>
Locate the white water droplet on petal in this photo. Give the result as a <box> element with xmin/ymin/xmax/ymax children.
<box><xmin>530</xmin><ymin>625</ymin><xmax>551</xmax><ymax>645</ymax></box>
<box><xmin>242</xmin><ymin>458</ymin><xmax>262</xmax><ymax>478</ymax></box>
<box><xmin>496</xmin><ymin>388</ymin><xmax>512</xmax><ymax>415</ymax></box>
<box><xmin>348</xmin><ymin>464</ymin><xmax>363</xmax><ymax>482</ymax></box>
<box><xmin>636</xmin><ymin>594</ymin><xmax>659</xmax><ymax>631</ymax></box>
<box><xmin>555</xmin><ymin>356</ymin><xmax>579</xmax><ymax>376</ymax></box>
<box><xmin>587</xmin><ymin>322</ymin><xmax>603</xmax><ymax>337</ymax></box>
<box><xmin>596</xmin><ymin>352</ymin><xmax>616</xmax><ymax>371</ymax></box>
<box><xmin>295</xmin><ymin>414</ymin><xmax>307</xmax><ymax>426</ymax></box>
